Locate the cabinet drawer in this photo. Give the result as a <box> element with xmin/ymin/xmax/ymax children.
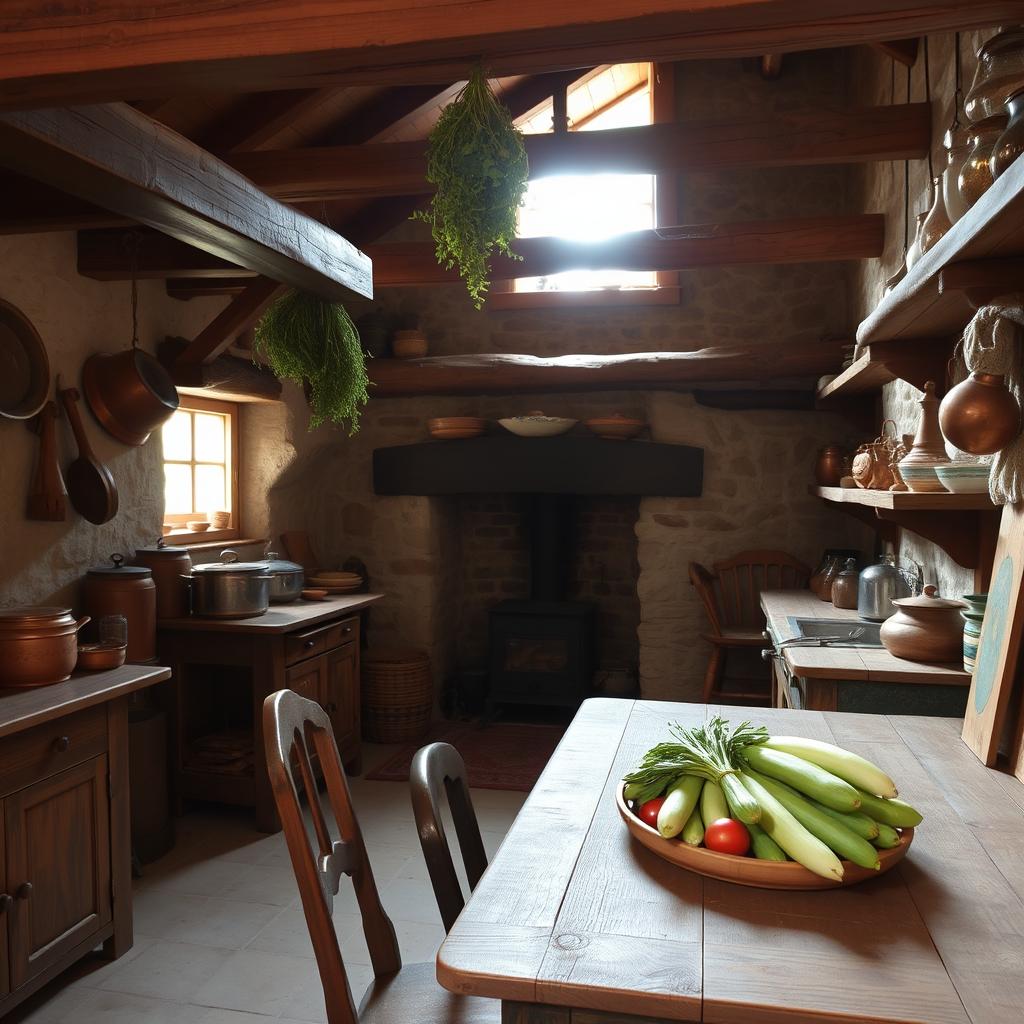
<box><xmin>0</xmin><ymin>705</ymin><xmax>108</xmax><ymax>798</ymax></box>
<box><xmin>285</xmin><ymin>616</ymin><xmax>359</xmax><ymax>666</ymax></box>
<box><xmin>285</xmin><ymin>658</ymin><xmax>324</xmax><ymax>702</ymax></box>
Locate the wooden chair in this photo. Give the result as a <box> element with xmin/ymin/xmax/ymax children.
<box><xmin>263</xmin><ymin>690</ymin><xmax>496</xmax><ymax>1024</ymax></box>
<box><xmin>410</xmin><ymin>742</ymin><xmax>488</xmax><ymax>933</ymax></box>
<box><xmin>689</xmin><ymin>550</ymin><xmax>811</xmax><ymax>705</ymax></box>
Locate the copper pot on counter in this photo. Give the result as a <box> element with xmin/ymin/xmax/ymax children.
<box><xmin>0</xmin><ymin>607</ymin><xmax>90</xmax><ymax>688</ymax></box>
<box><xmin>133</xmin><ymin>540</ymin><xmax>192</xmax><ymax>619</ymax></box>
<box><xmin>83</xmin><ymin>554</ymin><xmax>157</xmax><ymax>662</ymax></box>
<box><xmin>83</xmin><ymin>348</ymin><xmax>179</xmax><ymax>447</ymax></box>
<box><xmin>814</xmin><ymin>445</ymin><xmax>846</xmax><ymax>486</ymax></box>
<box><xmin>880</xmin><ymin>585</ymin><xmax>966</xmax><ymax>663</ymax></box>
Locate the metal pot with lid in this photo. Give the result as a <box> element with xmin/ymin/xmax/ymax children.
<box><xmin>0</xmin><ymin>606</ymin><xmax>91</xmax><ymax>688</ymax></box>
<box><xmin>133</xmin><ymin>539</ymin><xmax>192</xmax><ymax>619</ymax></box>
<box><xmin>260</xmin><ymin>550</ymin><xmax>304</xmax><ymax>604</ymax></box>
<box><xmin>83</xmin><ymin>553</ymin><xmax>157</xmax><ymax>662</ymax></box>
<box><xmin>857</xmin><ymin>554</ymin><xmax>923</xmax><ymax>622</ymax></box>
<box><xmin>188</xmin><ymin>550</ymin><xmax>272</xmax><ymax>620</ymax></box>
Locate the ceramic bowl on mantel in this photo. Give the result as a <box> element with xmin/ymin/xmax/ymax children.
<box><xmin>934</xmin><ymin>462</ymin><xmax>992</xmax><ymax>494</ymax></box>
<box><xmin>428</xmin><ymin>416</ymin><xmax>486</xmax><ymax>440</ymax></box>
<box><xmin>585</xmin><ymin>415</ymin><xmax>646</xmax><ymax>440</ymax></box>
<box><xmin>498</xmin><ymin>413</ymin><xmax>577</xmax><ymax>438</ymax></box>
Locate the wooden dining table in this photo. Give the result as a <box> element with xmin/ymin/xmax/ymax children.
<box><xmin>436</xmin><ymin>698</ymin><xmax>1024</xmax><ymax>1024</ymax></box>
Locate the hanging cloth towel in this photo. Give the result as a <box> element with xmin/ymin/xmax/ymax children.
<box><xmin>960</xmin><ymin>301</ymin><xmax>1024</xmax><ymax>505</ymax></box>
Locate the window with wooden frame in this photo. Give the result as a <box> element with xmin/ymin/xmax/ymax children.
<box><xmin>161</xmin><ymin>397</ymin><xmax>239</xmax><ymax>543</ymax></box>
<box><xmin>489</xmin><ymin>62</ymin><xmax>679</xmax><ymax>310</ymax></box>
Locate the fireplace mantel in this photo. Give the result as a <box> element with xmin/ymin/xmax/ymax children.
<box><xmin>373</xmin><ymin>436</ymin><xmax>703</xmax><ymax>496</ymax></box>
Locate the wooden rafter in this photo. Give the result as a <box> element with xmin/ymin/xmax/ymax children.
<box><xmin>228</xmin><ymin>103</ymin><xmax>930</xmax><ymax>203</ymax></box>
<box><xmin>0</xmin><ymin>2</ymin><xmax>1014</xmax><ymax>106</ymax></box>
<box><xmin>177</xmin><ymin>278</ymin><xmax>286</xmax><ymax>366</ymax></box>
<box><xmin>873</xmin><ymin>38</ymin><xmax>920</xmax><ymax>66</ymax></box>
<box><xmin>0</xmin><ymin>103</ymin><xmax>371</xmax><ymax>300</ymax></box>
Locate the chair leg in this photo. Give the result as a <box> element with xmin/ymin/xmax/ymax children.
<box><xmin>702</xmin><ymin>646</ymin><xmax>724</xmax><ymax>704</ymax></box>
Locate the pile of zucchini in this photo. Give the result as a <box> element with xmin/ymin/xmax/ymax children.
<box><xmin>622</xmin><ymin>718</ymin><xmax>923</xmax><ymax>882</ymax></box>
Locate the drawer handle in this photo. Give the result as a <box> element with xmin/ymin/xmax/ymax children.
<box><xmin>304</xmin><ymin>639</ymin><xmax>316</xmax><ymax>649</ymax></box>
<box><xmin>53</xmin><ymin>735</ymin><xmax>71</xmax><ymax>752</ymax></box>
<box><xmin>14</xmin><ymin>883</ymin><xmax>32</xmax><ymax>901</ymax></box>
<box><xmin>342</xmin><ymin>626</ymin><xmax>352</xmax><ymax>634</ymax></box>
<box><xmin>0</xmin><ymin>894</ymin><xmax>11</xmax><ymax>913</ymax></box>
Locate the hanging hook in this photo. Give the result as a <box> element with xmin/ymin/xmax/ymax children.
<box><xmin>121</xmin><ymin>230</ymin><xmax>143</xmax><ymax>350</ymax></box>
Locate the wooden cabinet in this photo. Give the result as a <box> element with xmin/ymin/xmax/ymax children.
<box><xmin>159</xmin><ymin>599</ymin><xmax>376</xmax><ymax>833</ymax></box>
<box><xmin>0</xmin><ymin>665</ymin><xmax>168</xmax><ymax>1019</ymax></box>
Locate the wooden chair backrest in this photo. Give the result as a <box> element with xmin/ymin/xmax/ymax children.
<box><xmin>410</xmin><ymin>742</ymin><xmax>488</xmax><ymax>933</ymax></box>
<box><xmin>711</xmin><ymin>550</ymin><xmax>811</xmax><ymax>629</ymax></box>
<box><xmin>688</xmin><ymin>561</ymin><xmax>723</xmax><ymax>636</ymax></box>
<box><xmin>263</xmin><ymin>689</ymin><xmax>400</xmax><ymax>1024</ymax></box>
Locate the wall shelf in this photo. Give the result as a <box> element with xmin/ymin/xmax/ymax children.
<box><xmin>857</xmin><ymin>155</ymin><xmax>1024</xmax><ymax>346</ymax></box>
<box><xmin>811</xmin><ymin>485</ymin><xmax>1000</xmax><ymax>585</ymax></box>
<box><xmin>815</xmin><ymin>339</ymin><xmax>952</xmax><ymax>405</ymax></box>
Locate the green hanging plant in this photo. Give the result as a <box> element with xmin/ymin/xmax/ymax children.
<box><xmin>254</xmin><ymin>291</ymin><xmax>370</xmax><ymax>434</ymax></box>
<box><xmin>413</xmin><ymin>66</ymin><xmax>529</xmax><ymax>308</ymax></box>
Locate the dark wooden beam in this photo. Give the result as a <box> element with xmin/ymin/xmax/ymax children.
<box><xmin>0</xmin><ymin>2</ymin><xmax>1013</xmax><ymax>105</ymax></box>
<box><xmin>159</xmin><ymin>338</ymin><xmax>282</xmax><ymax>403</ymax></box>
<box><xmin>232</xmin><ymin>103</ymin><xmax>930</xmax><ymax>203</ymax></box>
<box><xmin>196</xmin><ymin>88</ymin><xmax>346</xmax><ymax>152</ymax></box>
<box><xmin>78</xmin><ymin>230</ymin><xmax>255</xmax><ymax>280</ymax></box>
<box><xmin>177</xmin><ymin>278</ymin><xmax>286</xmax><ymax>366</ymax></box>
<box><xmin>0</xmin><ymin>103</ymin><xmax>371</xmax><ymax>300</ymax></box>
<box><xmin>368</xmin><ymin>343</ymin><xmax>850</xmax><ymax>397</ymax></box>
<box><xmin>0</xmin><ymin>170</ymin><xmax>129</xmax><ymax>234</ymax></box>
<box><xmin>368</xmin><ymin>216</ymin><xmax>885</xmax><ymax>287</ymax></box>
<box><xmin>166</xmin><ymin>277</ymin><xmax>254</xmax><ymax>300</ymax></box>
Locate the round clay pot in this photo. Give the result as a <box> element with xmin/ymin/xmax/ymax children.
<box><xmin>814</xmin><ymin>445</ymin><xmax>846</xmax><ymax>486</ymax></box>
<box><xmin>818</xmin><ymin>558</ymin><xmax>841</xmax><ymax>604</ymax></box>
<box><xmin>830</xmin><ymin>559</ymin><xmax>860</xmax><ymax>610</ymax></box>
<box><xmin>938</xmin><ymin>372</ymin><xmax>1021</xmax><ymax>455</ymax></box>
<box><xmin>880</xmin><ymin>585</ymin><xmax>966</xmax><ymax>663</ymax></box>
<box><xmin>391</xmin><ymin>330</ymin><xmax>428</xmax><ymax>359</ymax></box>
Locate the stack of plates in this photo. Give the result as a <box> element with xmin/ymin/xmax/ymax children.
<box><xmin>306</xmin><ymin>571</ymin><xmax>363</xmax><ymax>594</ymax></box>
<box><xmin>428</xmin><ymin>416</ymin><xmax>486</xmax><ymax>439</ymax></box>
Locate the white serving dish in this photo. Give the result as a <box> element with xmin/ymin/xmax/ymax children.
<box><xmin>498</xmin><ymin>415</ymin><xmax>577</xmax><ymax>438</ymax></box>
<box><xmin>935</xmin><ymin>464</ymin><xmax>991</xmax><ymax>493</ymax></box>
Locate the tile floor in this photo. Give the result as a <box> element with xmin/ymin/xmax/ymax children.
<box><xmin>10</xmin><ymin>746</ymin><xmax>527</xmax><ymax>1024</ymax></box>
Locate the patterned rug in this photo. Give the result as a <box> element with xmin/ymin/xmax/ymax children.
<box><xmin>365</xmin><ymin>719</ymin><xmax>566</xmax><ymax>792</ymax></box>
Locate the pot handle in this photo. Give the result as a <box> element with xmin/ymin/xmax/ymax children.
<box><xmin>74</xmin><ymin>616</ymin><xmax>91</xmax><ymax>633</ymax></box>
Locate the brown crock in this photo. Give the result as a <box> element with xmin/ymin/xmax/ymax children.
<box><xmin>814</xmin><ymin>445</ymin><xmax>846</xmax><ymax>486</ymax></box>
<box><xmin>83</xmin><ymin>554</ymin><xmax>157</xmax><ymax>662</ymax></box>
<box><xmin>0</xmin><ymin>607</ymin><xmax>90</xmax><ymax>687</ymax></box>
<box><xmin>133</xmin><ymin>540</ymin><xmax>192</xmax><ymax>620</ymax></box>
<box><xmin>879</xmin><ymin>585</ymin><xmax>966</xmax><ymax>663</ymax></box>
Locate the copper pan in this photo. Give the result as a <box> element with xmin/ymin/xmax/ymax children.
<box><xmin>0</xmin><ymin>608</ymin><xmax>90</xmax><ymax>688</ymax></box>
<box><xmin>83</xmin><ymin>348</ymin><xmax>179</xmax><ymax>446</ymax></box>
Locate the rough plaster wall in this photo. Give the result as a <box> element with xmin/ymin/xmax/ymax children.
<box><xmin>847</xmin><ymin>31</ymin><xmax>993</xmax><ymax>601</ymax></box>
<box><xmin>0</xmin><ymin>232</ymin><xmax>223</xmax><ymax>609</ymax></box>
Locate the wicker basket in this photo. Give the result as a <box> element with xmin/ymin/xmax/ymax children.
<box><xmin>361</xmin><ymin>647</ymin><xmax>433</xmax><ymax>743</ymax></box>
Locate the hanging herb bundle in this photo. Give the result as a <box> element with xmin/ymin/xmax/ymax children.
<box><xmin>254</xmin><ymin>291</ymin><xmax>370</xmax><ymax>434</ymax></box>
<box><xmin>413</xmin><ymin>67</ymin><xmax>529</xmax><ymax>308</ymax></box>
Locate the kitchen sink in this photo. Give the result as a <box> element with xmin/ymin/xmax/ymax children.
<box><xmin>787</xmin><ymin>617</ymin><xmax>883</xmax><ymax>647</ymax></box>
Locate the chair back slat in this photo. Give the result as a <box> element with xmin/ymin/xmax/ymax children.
<box><xmin>410</xmin><ymin>742</ymin><xmax>488</xmax><ymax>933</ymax></box>
<box><xmin>264</xmin><ymin>690</ymin><xmax>401</xmax><ymax>1024</ymax></box>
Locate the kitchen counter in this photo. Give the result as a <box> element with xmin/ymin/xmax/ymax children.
<box><xmin>157</xmin><ymin>592</ymin><xmax>382</xmax><ymax>632</ymax></box>
<box><xmin>761</xmin><ymin>590</ymin><xmax>969</xmax><ymax>716</ymax></box>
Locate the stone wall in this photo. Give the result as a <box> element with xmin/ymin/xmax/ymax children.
<box><xmin>847</xmin><ymin>30</ymin><xmax>993</xmax><ymax>600</ymax></box>
<box><xmin>0</xmin><ymin>232</ymin><xmax>223</xmax><ymax>609</ymax></box>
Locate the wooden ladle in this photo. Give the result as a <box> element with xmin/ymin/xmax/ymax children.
<box><xmin>58</xmin><ymin>386</ymin><xmax>118</xmax><ymax>524</ymax></box>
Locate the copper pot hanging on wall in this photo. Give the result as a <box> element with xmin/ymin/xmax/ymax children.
<box><xmin>83</xmin><ymin>347</ymin><xmax>179</xmax><ymax>446</ymax></box>
<box><xmin>939</xmin><ymin>372</ymin><xmax>1021</xmax><ymax>455</ymax></box>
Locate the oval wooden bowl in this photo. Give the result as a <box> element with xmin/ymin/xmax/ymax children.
<box><xmin>616</xmin><ymin>783</ymin><xmax>913</xmax><ymax>890</ymax></box>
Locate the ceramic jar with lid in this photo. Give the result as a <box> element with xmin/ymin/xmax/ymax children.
<box><xmin>133</xmin><ymin>539</ymin><xmax>192</xmax><ymax>619</ymax></box>
<box><xmin>899</xmin><ymin>381</ymin><xmax>950</xmax><ymax>492</ymax></box>
<box><xmin>0</xmin><ymin>607</ymin><xmax>91</xmax><ymax>687</ymax></box>
<box><xmin>83</xmin><ymin>554</ymin><xmax>157</xmax><ymax>663</ymax></box>
<box><xmin>880</xmin><ymin>585</ymin><xmax>967</xmax><ymax>663</ymax></box>
<box><xmin>830</xmin><ymin>559</ymin><xmax>860</xmax><ymax>610</ymax></box>
<box><xmin>959</xmin><ymin>115</ymin><xmax>1009</xmax><ymax>209</ymax></box>
<box><xmin>964</xmin><ymin>26</ymin><xmax>1024</xmax><ymax>123</ymax></box>
<box><xmin>992</xmin><ymin>87</ymin><xmax>1024</xmax><ymax>179</ymax></box>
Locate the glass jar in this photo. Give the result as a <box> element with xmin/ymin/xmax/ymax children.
<box><xmin>959</xmin><ymin>114</ymin><xmax>1009</xmax><ymax>209</ymax></box>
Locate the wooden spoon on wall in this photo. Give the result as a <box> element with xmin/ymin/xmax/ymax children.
<box><xmin>58</xmin><ymin>386</ymin><xmax>118</xmax><ymax>524</ymax></box>
<box><xmin>26</xmin><ymin>400</ymin><xmax>66</xmax><ymax>521</ymax></box>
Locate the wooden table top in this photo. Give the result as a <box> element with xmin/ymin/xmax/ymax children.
<box><xmin>762</xmin><ymin>589</ymin><xmax>970</xmax><ymax>685</ymax></box>
<box><xmin>437</xmin><ymin>698</ymin><xmax>1024</xmax><ymax>1024</ymax></box>
<box><xmin>0</xmin><ymin>663</ymin><xmax>170</xmax><ymax>738</ymax></box>
<box><xmin>156</xmin><ymin>593</ymin><xmax>382</xmax><ymax>634</ymax></box>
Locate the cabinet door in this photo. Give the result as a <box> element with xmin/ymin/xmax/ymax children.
<box><xmin>323</xmin><ymin>642</ymin><xmax>359</xmax><ymax>756</ymax></box>
<box><xmin>6</xmin><ymin>756</ymin><xmax>111</xmax><ymax>989</ymax></box>
<box><xmin>284</xmin><ymin>656</ymin><xmax>326</xmax><ymax>703</ymax></box>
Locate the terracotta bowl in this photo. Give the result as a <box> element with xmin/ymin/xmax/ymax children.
<box><xmin>76</xmin><ymin>642</ymin><xmax>127</xmax><ymax>672</ymax></box>
<box><xmin>585</xmin><ymin>416</ymin><xmax>646</xmax><ymax>440</ymax></box>
<box><xmin>186</xmin><ymin>520</ymin><xmax>211</xmax><ymax>532</ymax></box>
<box><xmin>428</xmin><ymin>416</ymin><xmax>486</xmax><ymax>440</ymax></box>
<box><xmin>301</xmin><ymin>589</ymin><xmax>329</xmax><ymax>601</ymax></box>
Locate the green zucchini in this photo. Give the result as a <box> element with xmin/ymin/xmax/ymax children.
<box><xmin>657</xmin><ymin>775</ymin><xmax>704</xmax><ymax>839</ymax></box>
<box><xmin>700</xmin><ymin>779</ymin><xmax>729</xmax><ymax>825</ymax></box>
<box><xmin>742</xmin><ymin>743</ymin><xmax>861</xmax><ymax>812</ymax></box>
<box><xmin>854</xmin><ymin>788</ymin><xmax>923</xmax><ymax>828</ymax></box>
<box><xmin>681</xmin><ymin>806</ymin><xmax>705</xmax><ymax>847</ymax></box>
<box><xmin>810</xmin><ymin>801</ymin><xmax>880</xmax><ymax>841</ymax></box>
<box><xmin>748</xmin><ymin>822</ymin><xmax>787</xmax><ymax>861</ymax></box>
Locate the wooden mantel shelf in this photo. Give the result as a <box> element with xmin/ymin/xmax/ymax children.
<box><xmin>857</xmin><ymin>152</ymin><xmax>1024</xmax><ymax>346</ymax></box>
<box><xmin>816</xmin><ymin>339</ymin><xmax>952</xmax><ymax>405</ymax></box>
<box><xmin>811</xmin><ymin>485</ymin><xmax>999</xmax><ymax>582</ymax></box>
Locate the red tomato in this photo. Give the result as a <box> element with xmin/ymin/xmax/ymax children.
<box><xmin>704</xmin><ymin>817</ymin><xmax>751</xmax><ymax>856</ymax></box>
<box><xmin>637</xmin><ymin>797</ymin><xmax>666</xmax><ymax>828</ymax></box>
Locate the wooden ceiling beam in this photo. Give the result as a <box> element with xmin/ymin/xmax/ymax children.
<box><xmin>232</xmin><ymin>103</ymin><xmax>930</xmax><ymax>204</ymax></box>
<box><xmin>368</xmin><ymin>343</ymin><xmax>850</xmax><ymax>397</ymax></box>
<box><xmin>873</xmin><ymin>39</ymin><xmax>920</xmax><ymax>66</ymax></box>
<box><xmin>367</xmin><ymin>216</ymin><xmax>884</xmax><ymax>287</ymax></box>
<box><xmin>0</xmin><ymin>2</ymin><xmax>1013</xmax><ymax>106</ymax></box>
<box><xmin>0</xmin><ymin>103</ymin><xmax>371</xmax><ymax>300</ymax></box>
<box><xmin>166</xmin><ymin>277</ymin><xmax>255</xmax><ymax>300</ymax></box>
<box><xmin>79</xmin><ymin>230</ymin><xmax>256</xmax><ymax>280</ymax></box>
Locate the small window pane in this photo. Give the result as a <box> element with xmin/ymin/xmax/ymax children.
<box><xmin>162</xmin><ymin>411</ymin><xmax>192</xmax><ymax>461</ymax></box>
<box><xmin>194</xmin><ymin>412</ymin><xmax>226</xmax><ymax>463</ymax></box>
<box><xmin>164</xmin><ymin>463</ymin><xmax>193</xmax><ymax>515</ymax></box>
<box><xmin>195</xmin><ymin>464</ymin><xmax>227</xmax><ymax>515</ymax></box>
